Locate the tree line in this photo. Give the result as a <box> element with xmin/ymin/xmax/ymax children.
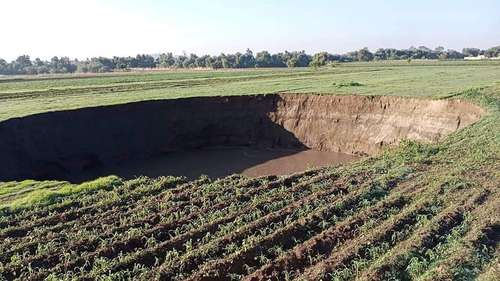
<box><xmin>1</xmin><ymin>45</ymin><xmax>499</xmax><ymax>75</ymax></box>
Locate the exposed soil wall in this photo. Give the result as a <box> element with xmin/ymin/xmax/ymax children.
<box><xmin>0</xmin><ymin>94</ymin><xmax>484</xmax><ymax>181</ymax></box>
<box><xmin>270</xmin><ymin>94</ymin><xmax>484</xmax><ymax>155</ymax></box>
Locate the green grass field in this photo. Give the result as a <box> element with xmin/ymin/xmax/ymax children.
<box><xmin>0</xmin><ymin>61</ymin><xmax>499</xmax><ymax>280</ymax></box>
<box><xmin>1</xmin><ymin>60</ymin><xmax>500</xmax><ymax>121</ymax></box>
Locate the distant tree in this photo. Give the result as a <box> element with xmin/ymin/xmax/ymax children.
<box><xmin>484</xmin><ymin>46</ymin><xmax>500</xmax><ymax>57</ymax></box>
<box><xmin>16</xmin><ymin>55</ymin><xmax>32</xmax><ymax>68</ymax></box>
<box><xmin>135</xmin><ymin>54</ymin><xmax>155</xmax><ymax>68</ymax></box>
<box><xmin>211</xmin><ymin>56</ymin><xmax>223</xmax><ymax>69</ymax></box>
<box><xmin>49</xmin><ymin>56</ymin><xmax>60</xmax><ymax>72</ymax></box>
<box><xmin>357</xmin><ymin>48</ymin><xmax>374</xmax><ymax>61</ymax></box>
<box><xmin>59</xmin><ymin>57</ymin><xmax>77</xmax><ymax>73</ymax></box>
<box><xmin>173</xmin><ymin>55</ymin><xmax>187</xmax><ymax>68</ymax></box>
<box><xmin>0</xmin><ymin>58</ymin><xmax>8</xmax><ymax>74</ymax></box>
<box><xmin>158</xmin><ymin>53</ymin><xmax>175</xmax><ymax>68</ymax></box>
<box><xmin>76</xmin><ymin>62</ymin><xmax>89</xmax><ymax>73</ymax></box>
<box><xmin>462</xmin><ymin>48</ymin><xmax>481</xmax><ymax>57</ymax></box>
<box><xmin>33</xmin><ymin>58</ymin><xmax>44</xmax><ymax>67</ymax></box>
<box><xmin>396</xmin><ymin>49</ymin><xmax>410</xmax><ymax>59</ymax></box>
<box><xmin>196</xmin><ymin>55</ymin><xmax>210</xmax><ymax>68</ymax></box>
<box><xmin>4</xmin><ymin>44</ymin><xmax>500</xmax><ymax>75</ymax></box>
<box><xmin>374</xmin><ymin>49</ymin><xmax>388</xmax><ymax>60</ymax></box>
<box><xmin>255</xmin><ymin>51</ymin><xmax>272</xmax><ymax>67</ymax></box>
<box><xmin>49</xmin><ymin>56</ymin><xmax>75</xmax><ymax>73</ymax></box>
<box><xmin>220</xmin><ymin>54</ymin><xmax>230</xmax><ymax>68</ymax></box>
<box><xmin>295</xmin><ymin>51</ymin><xmax>311</xmax><ymax>67</ymax></box>
<box><xmin>113</xmin><ymin>56</ymin><xmax>133</xmax><ymax>69</ymax></box>
<box><xmin>224</xmin><ymin>54</ymin><xmax>238</xmax><ymax>68</ymax></box>
<box><xmin>271</xmin><ymin>53</ymin><xmax>287</xmax><ymax>67</ymax></box>
<box><xmin>344</xmin><ymin>50</ymin><xmax>358</xmax><ymax>61</ymax></box>
<box><xmin>88</xmin><ymin>59</ymin><xmax>108</xmax><ymax>72</ymax></box>
<box><xmin>182</xmin><ymin>54</ymin><xmax>198</xmax><ymax>68</ymax></box>
<box><xmin>96</xmin><ymin>57</ymin><xmax>115</xmax><ymax>71</ymax></box>
<box><xmin>412</xmin><ymin>46</ymin><xmax>434</xmax><ymax>59</ymax></box>
<box><xmin>203</xmin><ymin>56</ymin><xmax>214</xmax><ymax>68</ymax></box>
<box><xmin>8</xmin><ymin>55</ymin><xmax>32</xmax><ymax>73</ymax></box>
<box><xmin>331</xmin><ymin>54</ymin><xmax>351</xmax><ymax>62</ymax></box>
<box><xmin>435</xmin><ymin>46</ymin><xmax>445</xmax><ymax>53</ymax></box>
<box><xmin>310</xmin><ymin>52</ymin><xmax>331</xmax><ymax>67</ymax></box>
<box><xmin>418</xmin><ymin>46</ymin><xmax>432</xmax><ymax>52</ymax></box>
<box><xmin>286</xmin><ymin>57</ymin><xmax>298</xmax><ymax>68</ymax></box>
<box><xmin>237</xmin><ymin>49</ymin><xmax>255</xmax><ymax>68</ymax></box>
<box><xmin>445</xmin><ymin>49</ymin><xmax>464</xmax><ymax>60</ymax></box>
<box><xmin>438</xmin><ymin>52</ymin><xmax>448</xmax><ymax>60</ymax></box>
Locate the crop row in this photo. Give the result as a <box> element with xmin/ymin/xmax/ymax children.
<box><xmin>1</xmin><ymin>170</ymin><xmax>339</xmax><ymax>279</ymax></box>
<box><xmin>1</xmin><ymin>147</ymin><xmax>497</xmax><ymax>281</ymax></box>
<box><xmin>77</xmin><ymin>164</ymin><xmax>408</xmax><ymax>280</ymax></box>
<box><xmin>70</xmin><ymin>171</ymin><xmax>353</xmax><ymax>280</ymax></box>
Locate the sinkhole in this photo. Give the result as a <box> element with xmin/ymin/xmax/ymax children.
<box><xmin>0</xmin><ymin>94</ymin><xmax>484</xmax><ymax>183</ymax></box>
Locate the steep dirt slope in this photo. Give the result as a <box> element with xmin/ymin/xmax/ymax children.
<box><xmin>271</xmin><ymin>94</ymin><xmax>484</xmax><ymax>155</ymax></box>
<box><xmin>0</xmin><ymin>94</ymin><xmax>483</xmax><ymax>181</ymax></box>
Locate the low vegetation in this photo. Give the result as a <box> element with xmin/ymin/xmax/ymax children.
<box><xmin>0</xmin><ymin>61</ymin><xmax>498</xmax><ymax>280</ymax></box>
<box><xmin>0</xmin><ymin>176</ymin><xmax>121</xmax><ymax>212</ymax></box>
<box><xmin>333</xmin><ymin>81</ymin><xmax>364</xmax><ymax>88</ymax></box>
<box><xmin>0</xmin><ymin>84</ymin><xmax>498</xmax><ymax>280</ymax></box>
<box><xmin>1</xmin><ymin>61</ymin><xmax>500</xmax><ymax>121</ymax></box>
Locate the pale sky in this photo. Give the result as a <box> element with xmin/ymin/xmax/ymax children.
<box><xmin>1</xmin><ymin>0</ymin><xmax>499</xmax><ymax>61</ymax></box>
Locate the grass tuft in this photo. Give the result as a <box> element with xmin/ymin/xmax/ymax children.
<box><xmin>0</xmin><ymin>175</ymin><xmax>122</xmax><ymax>212</ymax></box>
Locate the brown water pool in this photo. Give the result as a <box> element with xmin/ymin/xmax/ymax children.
<box><xmin>67</xmin><ymin>147</ymin><xmax>359</xmax><ymax>183</ymax></box>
